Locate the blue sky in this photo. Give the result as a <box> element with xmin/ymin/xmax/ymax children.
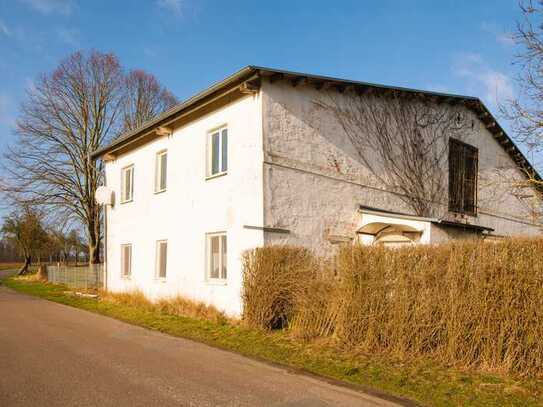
<box><xmin>0</xmin><ymin>0</ymin><xmax>530</xmax><ymax>162</ymax></box>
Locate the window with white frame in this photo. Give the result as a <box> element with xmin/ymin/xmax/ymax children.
<box><xmin>156</xmin><ymin>240</ymin><xmax>168</xmax><ymax>279</ymax></box>
<box><xmin>121</xmin><ymin>244</ymin><xmax>132</xmax><ymax>278</ymax></box>
<box><xmin>121</xmin><ymin>165</ymin><xmax>134</xmax><ymax>203</ymax></box>
<box><xmin>206</xmin><ymin>233</ymin><xmax>227</xmax><ymax>281</ymax></box>
<box><xmin>155</xmin><ymin>150</ymin><xmax>167</xmax><ymax>193</ymax></box>
<box><xmin>207</xmin><ymin>127</ymin><xmax>228</xmax><ymax>177</ymax></box>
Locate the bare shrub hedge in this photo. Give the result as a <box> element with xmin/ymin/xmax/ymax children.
<box><xmin>241</xmin><ymin>239</ymin><xmax>543</xmax><ymax>376</ymax></box>
<box><xmin>241</xmin><ymin>246</ymin><xmax>315</xmax><ymax>329</ymax></box>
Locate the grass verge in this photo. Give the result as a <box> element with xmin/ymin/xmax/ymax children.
<box><xmin>0</xmin><ymin>263</ymin><xmax>22</xmax><ymax>272</ymax></box>
<box><xmin>3</xmin><ymin>276</ymin><xmax>543</xmax><ymax>407</ymax></box>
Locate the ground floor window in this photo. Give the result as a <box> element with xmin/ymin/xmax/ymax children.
<box><xmin>206</xmin><ymin>233</ymin><xmax>227</xmax><ymax>281</ymax></box>
<box><xmin>156</xmin><ymin>240</ymin><xmax>168</xmax><ymax>279</ymax></box>
<box><xmin>121</xmin><ymin>244</ymin><xmax>132</xmax><ymax>278</ymax></box>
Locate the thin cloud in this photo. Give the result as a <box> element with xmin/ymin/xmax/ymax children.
<box><xmin>480</xmin><ymin>71</ymin><xmax>514</xmax><ymax>102</ymax></box>
<box><xmin>157</xmin><ymin>0</ymin><xmax>183</xmax><ymax>16</ymax></box>
<box><xmin>452</xmin><ymin>52</ymin><xmax>514</xmax><ymax>107</ymax></box>
<box><xmin>481</xmin><ymin>21</ymin><xmax>515</xmax><ymax>47</ymax></box>
<box><xmin>57</xmin><ymin>27</ymin><xmax>79</xmax><ymax>47</ymax></box>
<box><xmin>19</xmin><ymin>0</ymin><xmax>73</xmax><ymax>15</ymax></box>
<box><xmin>0</xmin><ymin>20</ymin><xmax>11</xmax><ymax>37</ymax></box>
<box><xmin>0</xmin><ymin>93</ymin><xmax>16</xmax><ymax>127</ymax></box>
<box><xmin>143</xmin><ymin>46</ymin><xmax>158</xmax><ymax>58</ymax></box>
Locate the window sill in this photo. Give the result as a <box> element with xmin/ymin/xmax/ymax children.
<box><xmin>154</xmin><ymin>277</ymin><xmax>167</xmax><ymax>283</ymax></box>
<box><xmin>206</xmin><ymin>279</ymin><xmax>227</xmax><ymax>286</ymax></box>
<box><xmin>154</xmin><ymin>188</ymin><xmax>167</xmax><ymax>195</ymax></box>
<box><xmin>449</xmin><ymin>210</ymin><xmax>478</xmax><ymax>218</ymax></box>
<box><xmin>120</xmin><ymin>199</ymin><xmax>134</xmax><ymax>205</ymax></box>
<box><xmin>121</xmin><ymin>276</ymin><xmax>132</xmax><ymax>280</ymax></box>
<box><xmin>205</xmin><ymin>172</ymin><xmax>227</xmax><ymax>181</ymax></box>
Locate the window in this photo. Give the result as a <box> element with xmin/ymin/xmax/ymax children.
<box><xmin>121</xmin><ymin>244</ymin><xmax>132</xmax><ymax>278</ymax></box>
<box><xmin>121</xmin><ymin>165</ymin><xmax>134</xmax><ymax>203</ymax></box>
<box><xmin>207</xmin><ymin>127</ymin><xmax>228</xmax><ymax>177</ymax></box>
<box><xmin>155</xmin><ymin>151</ymin><xmax>167</xmax><ymax>193</ymax></box>
<box><xmin>206</xmin><ymin>233</ymin><xmax>227</xmax><ymax>281</ymax></box>
<box><xmin>155</xmin><ymin>240</ymin><xmax>168</xmax><ymax>279</ymax></box>
<box><xmin>449</xmin><ymin>138</ymin><xmax>478</xmax><ymax>215</ymax></box>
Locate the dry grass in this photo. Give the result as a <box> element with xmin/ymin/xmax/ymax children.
<box><xmin>155</xmin><ymin>296</ymin><xmax>230</xmax><ymax>325</ymax></box>
<box><xmin>100</xmin><ymin>290</ymin><xmax>231</xmax><ymax>325</ymax></box>
<box><xmin>241</xmin><ymin>246</ymin><xmax>316</xmax><ymax>329</ymax></box>
<box><xmin>0</xmin><ymin>263</ymin><xmax>22</xmax><ymax>271</ymax></box>
<box><xmin>242</xmin><ymin>238</ymin><xmax>543</xmax><ymax>377</ymax></box>
<box><xmin>7</xmin><ymin>272</ymin><xmax>543</xmax><ymax>406</ymax></box>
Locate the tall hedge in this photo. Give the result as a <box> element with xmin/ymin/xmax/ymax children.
<box><xmin>241</xmin><ymin>239</ymin><xmax>543</xmax><ymax>376</ymax></box>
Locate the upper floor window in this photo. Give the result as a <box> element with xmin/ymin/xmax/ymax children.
<box><xmin>207</xmin><ymin>127</ymin><xmax>228</xmax><ymax>177</ymax></box>
<box><xmin>121</xmin><ymin>165</ymin><xmax>134</xmax><ymax>203</ymax></box>
<box><xmin>155</xmin><ymin>150</ymin><xmax>167</xmax><ymax>193</ymax></box>
<box><xmin>155</xmin><ymin>240</ymin><xmax>168</xmax><ymax>279</ymax></box>
<box><xmin>206</xmin><ymin>232</ymin><xmax>227</xmax><ymax>282</ymax></box>
<box><xmin>449</xmin><ymin>138</ymin><xmax>478</xmax><ymax>215</ymax></box>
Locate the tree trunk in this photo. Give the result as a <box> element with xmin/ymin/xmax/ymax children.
<box><xmin>18</xmin><ymin>255</ymin><xmax>31</xmax><ymax>275</ymax></box>
<box><xmin>88</xmin><ymin>208</ymin><xmax>101</xmax><ymax>264</ymax></box>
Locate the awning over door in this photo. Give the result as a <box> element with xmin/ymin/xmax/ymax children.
<box><xmin>357</xmin><ymin>206</ymin><xmax>434</xmax><ymax>245</ymax></box>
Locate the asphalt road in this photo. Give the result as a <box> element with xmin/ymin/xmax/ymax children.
<box><xmin>0</xmin><ymin>281</ymin><xmax>404</xmax><ymax>407</ymax></box>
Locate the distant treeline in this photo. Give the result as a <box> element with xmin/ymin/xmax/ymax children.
<box><xmin>0</xmin><ymin>240</ymin><xmax>22</xmax><ymax>263</ymax></box>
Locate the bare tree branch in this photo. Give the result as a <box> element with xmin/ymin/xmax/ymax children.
<box><xmin>1</xmin><ymin>51</ymin><xmax>178</xmax><ymax>263</ymax></box>
<box><xmin>501</xmin><ymin>0</ymin><xmax>543</xmax><ymax>187</ymax></box>
<box><xmin>317</xmin><ymin>90</ymin><xmax>468</xmax><ymax>217</ymax></box>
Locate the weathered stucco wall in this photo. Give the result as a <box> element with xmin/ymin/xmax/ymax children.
<box><xmin>104</xmin><ymin>92</ymin><xmax>264</xmax><ymax>316</ymax></box>
<box><xmin>261</xmin><ymin>79</ymin><xmax>542</xmax><ymax>254</ymax></box>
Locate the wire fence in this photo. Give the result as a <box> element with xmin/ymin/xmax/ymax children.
<box><xmin>47</xmin><ymin>263</ymin><xmax>104</xmax><ymax>289</ymax></box>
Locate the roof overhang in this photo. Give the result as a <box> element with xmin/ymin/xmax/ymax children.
<box><xmin>434</xmin><ymin>220</ymin><xmax>494</xmax><ymax>233</ymax></box>
<box><xmin>91</xmin><ymin>66</ymin><xmax>542</xmax><ymax>186</ymax></box>
<box><xmin>357</xmin><ymin>205</ymin><xmax>494</xmax><ymax>234</ymax></box>
<box><xmin>91</xmin><ymin>66</ymin><xmax>260</xmax><ymax>160</ymax></box>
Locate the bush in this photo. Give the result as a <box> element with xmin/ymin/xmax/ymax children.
<box><xmin>241</xmin><ymin>238</ymin><xmax>543</xmax><ymax>376</ymax></box>
<box><xmin>241</xmin><ymin>246</ymin><xmax>315</xmax><ymax>329</ymax></box>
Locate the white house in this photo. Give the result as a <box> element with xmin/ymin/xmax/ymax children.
<box><xmin>92</xmin><ymin>66</ymin><xmax>543</xmax><ymax>316</ymax></box>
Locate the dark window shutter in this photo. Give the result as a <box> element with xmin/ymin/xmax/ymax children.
<box><xmin>449</xmin><ymin>138</ymin><xmax>478</xmax><ymax>215</ymax></box>
<box><xmin>463</xmin><ymin>146</ymin><xmax>478</xmax><ymax>214</ymax></box>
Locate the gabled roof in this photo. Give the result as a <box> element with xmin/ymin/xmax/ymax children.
<box><xmin>91</xmin><ymin>66</ymin><xmax>541</xmax><ymax>183</ymax></box>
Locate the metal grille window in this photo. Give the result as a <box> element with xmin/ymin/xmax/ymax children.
<box><xmin>121</xmin><ymin>244</ymin><xmax>132</xmax><ymax>278</ymax></box>
<box><xmin>449</xmin><ymin>138</ymin><xmax>478</xmax><ymax>215</ymax></box>
<box><xmin>156</xmin><ymin>240</ymin><xmax>168</xmax><ymax>279</ymax></box>
<box><xmin>206</xmin><ymin>233</ymin><xmax>227</xmax><ymax>281</ymax></box>
<box><xmin>155</xmin><ymin>150</ymin><xmax>167</xmax><ymax>193</ymax></box>
<box><xmin>121</xmin><ymin>165</ymin><xmax>134</xmax><ymax>203</ymax></box>
<box><xmin>207</xmin><ymin>127</ymin><xmax>228</xmax><ymax>177</ymax></box>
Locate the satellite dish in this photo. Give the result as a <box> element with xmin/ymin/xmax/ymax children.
<box><xmin>95</xmin><ymin>186</ymin><xmax>114</xmax><ymax>206</ymax></box>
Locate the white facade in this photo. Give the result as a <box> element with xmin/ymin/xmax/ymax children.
<box><xmin>260</xmin><ymin>80</ymin><xmax>543</xmax><ymax>254</ymax></box>
<box><xmin>104</xmin><ymin>91</ymin><xmax>264</xmax><ymax>316</ymax></box>
<box><xmin>100</xmin><ymin>68</ymin><xmax>543</xmax><ymax>316</ymax></box>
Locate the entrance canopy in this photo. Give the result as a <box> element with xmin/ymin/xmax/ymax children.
<box><xmin>356</xmin><ymin>206</ymin><xmax>434</xmax><ymax>246</ymax></box>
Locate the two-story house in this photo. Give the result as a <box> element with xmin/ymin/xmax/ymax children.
<box><xmin>92</xmin><ymin>66</ymin><xmax>542</xmax><ymax>316</ymax></box>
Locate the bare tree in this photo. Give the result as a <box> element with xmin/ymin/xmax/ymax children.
<box><xmin>317</xmin><ymin>90</ymin><xmax>468</xmax><ymax>217</ymax></box>
<box><xmin>122</xmin><ymin>69</ymin><xmax>177</xmax><ymax>132</ymax></box>
<box><xmin>2</xmin><ymin>51</ymin><xmax>177</xmax><ymax>264</ymax></box>
<box><xmin>1</xmin><ymin>206</ymin><xmax>48</xmax><ymax>275</ymax></box>
<box><xmin>501</xmin><ymin>0</ymin><xmax>543</xmax><ymax>187</ymax></box>
<box><xmin>2</xmin><ymin>51</ymin><xmax>122</xmax><ymax>264</ymax></box>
